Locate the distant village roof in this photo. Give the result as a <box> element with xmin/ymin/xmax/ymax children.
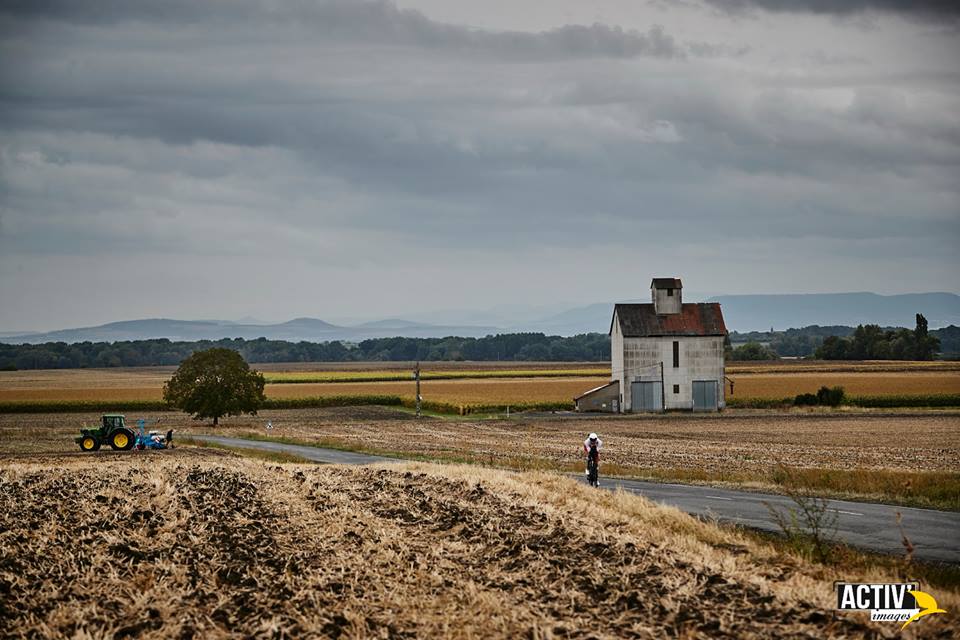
<box><xmin>610</xmin><ymin>303</ymin><xmax>727</xmax><ymax>337</ymax></box>
<box><xmin>650</xmin><ymin>278</ymin><xmax>682</xmax><ymax>289</ymax></box>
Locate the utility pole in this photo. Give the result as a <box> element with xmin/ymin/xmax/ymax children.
<box><xmin>414</xmin><ymin>361</ymin><xmax>421</xmax><ymax>418</ymax></box>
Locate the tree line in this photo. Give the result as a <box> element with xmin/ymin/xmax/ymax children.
<box><xmin>728</xmin><ymin>319</ymin><xmax>956</xmax><ymax>359</ymax></box>
<box><xmin>0</xmin><ymin>333</ymin><xmax>611</xmax><ymax>370</ymax></box>
<box><xmin>1</xmin><ymin>319</ymin><xmax>955</xmax><ymax>370</ymax></box>
<box><xmin>814</xmin><ymin>315</ymin><xmax>940</xmax><ymax>360</ymax></box>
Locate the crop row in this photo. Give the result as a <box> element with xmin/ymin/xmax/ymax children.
<box><xmin>2</xmin><ymin>393</ymin><xmax>958</xmax><ymax>415</ymax></box>
<box><xmin>726</xmin><ymin>394</ymin><xmax>960</xmax><ymax>409</ymax></box>
<box><xmin>263</xmin><ymin>369</ymin><xmax>610</xmax><ymax>384</ymax></box>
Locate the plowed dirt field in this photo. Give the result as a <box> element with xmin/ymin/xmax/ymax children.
<box><xmin>3</xmin><ymin>453</ymin><xmax>942</xmax><ymax>638</ymax></box>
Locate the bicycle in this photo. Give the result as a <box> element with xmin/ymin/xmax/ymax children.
<box><xmin>586</xmin><ymin>445</ymin><xmax>600</xmax><ymax>487</ymax></box>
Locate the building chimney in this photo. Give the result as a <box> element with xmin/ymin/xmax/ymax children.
<box><xmin>651</xmin><ymin>278</ymin><xmax>682</xmax><ymax>315</ymax></box>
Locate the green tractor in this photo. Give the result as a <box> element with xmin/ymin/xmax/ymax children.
<box><xmin>76</xmin><ymin>414</ymin><xmax>136</xmax><ymax>452</ymax></box>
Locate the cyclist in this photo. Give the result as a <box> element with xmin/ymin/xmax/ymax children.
<box><xmin>583</xmin><ymin>432</ymin><xmax>602</xmax><ymax>487</ymax></box>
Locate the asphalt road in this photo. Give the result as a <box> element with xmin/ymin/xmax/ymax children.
<box><xmin>190</xmin><ymin>434</ymin><xmax>960</xmax><ymax>563</ymax></box>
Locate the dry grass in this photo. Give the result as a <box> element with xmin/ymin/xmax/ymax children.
<box><xmin>3</xmin><ymin>452</ymin><xmax>952</xmax><ymax>638</ymax></box>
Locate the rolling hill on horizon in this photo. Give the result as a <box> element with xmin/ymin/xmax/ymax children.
<box><xmin>521</xmin><ymin>291</ymin><xmax>960</xmax><ymax>336</ymax></box>
<box><xmin>2</xmin><ymin>291</ymin><xmax>958</xmax><ymax>344</ymax></box>
<box><xmin>0</xmin><ymin>317</ymin><xmax>501</xmax><ymax>345</ymax></box>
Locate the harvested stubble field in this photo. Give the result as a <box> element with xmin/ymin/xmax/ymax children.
<box><xmin>163</xmin><ymin>407</ymin><xmax>959</xmax><ymax>509</ymax></box>
<box><xmin>8</xmin><ymin>404</ymin><xmax>951</xmax><ymax>509</ymax></box>
<box><xmin>2</xmin><ymin>452</ymin><xmax>950</xmax><ymax>638</ymax></box>
<box><xmin>7</xmin><ymin>406</ymin><xmax>958</xmax><ymax>470</ymax></box>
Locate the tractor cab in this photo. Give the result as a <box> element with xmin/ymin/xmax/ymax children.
<box><xmin>76</xmin><ymin>414</ymin><xmax>136</xmax><ymax>452</ymax></box>
<box><xmin>102</xmin><ymin>414</ymin><xmax>125</xmax><ymax>431</ymax></box>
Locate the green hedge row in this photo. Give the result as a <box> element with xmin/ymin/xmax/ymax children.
<box><xmin>726</xmin><ymin>397</ymin><xmax>792</xmax><ymax>409</ymax></box>
<box><xmin>846</xmin><ymin>394</ymin><xmax>960</xmax><ymax>408</ymax></box>
<box><xmin>261</xmin><ymin>395</ymin><xmax>404</xmax><ymax>409</ymax></box>
<box><xmin>0</xmin><ymin>400</ymin><xmax>171</xmax><ymax>414</ymax></box>
<box><xmin>3</xmin><ymin>393</ymin><xmax>954</xmax><ymax>415</ymax></box>
<box><xmin>726</xmin><ymin>394</ymin><xmax>960</xmax><ymax>409</ymax></box>
<box><xmin>0</xmin><ymin>395</ymin><xmax>574</xmax><ymax>415</ymax></box>
<box><xmin>398</xmin><ymin>398</ymin><xmax>574</xmax><ymax>415</ymax></box>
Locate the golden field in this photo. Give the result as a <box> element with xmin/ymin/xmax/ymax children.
<box><xmin>730</xmin><ymin>371</ymin><xmax>960</xmax><ymax>398</ymax></box>
<box><xmin>262</xmin><ymin>368</ymin><xmax>610</xmax><ymax>383</ymax></box>
<box><xmin>1</xmin><ymin>360</ymin><xmax>958</xmax><ymax>404</ymax></box>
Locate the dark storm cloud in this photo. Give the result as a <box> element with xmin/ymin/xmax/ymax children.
<box><xmin>702</xmin><ymin>0</ymin><xmax>960</xmax><ymax>19</ymax></box>
<box><xmin>0</xmin><ymin>0</ymin><xmax>957</xmax><ymax>331</ymax></box>
<box><xmin>0</xmin><ymin>0</ymin><xmax>684</xmax><ymax>60</ymax></box>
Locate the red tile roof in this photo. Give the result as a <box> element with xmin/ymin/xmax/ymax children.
<box><xmin>610</xmin><ymin>303</ymin><xmax>727</xmax><ymax>337</ymax></box>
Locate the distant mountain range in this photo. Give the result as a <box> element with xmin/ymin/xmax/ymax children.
<box><xmin>0</xmin><ymin>317</ymin><xmax>501</xmax><ymax>345</ymax></box>
<box><xmin>506</xmin><ymin>292</ymin><xmax>960</xmax><ymax>336</ymax></box>
<box><xmin>2</xmin><ymin>292</ymin><xmax>958</xmax><ymax>344</ymax></box>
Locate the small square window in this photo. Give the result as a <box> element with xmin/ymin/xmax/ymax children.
<box><xmin>667</xmin><ymin>288</ymin><xmax>674</xmax><ymax>297</ymax></box>
<box><xmin>673</xmin><ymin>384</ymin><xmax>680</xmax><ymax>394</ymax></box>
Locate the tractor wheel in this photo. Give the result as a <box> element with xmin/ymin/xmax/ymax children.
<box><xmin>110</xmin><ymin>428</ymin><xmax>135</xmax><ymax>451</ymax></box>
<box><xmin>79</xmin><ymin>436</ymin><xmax>100</xmax><ymax>452</ymax></box>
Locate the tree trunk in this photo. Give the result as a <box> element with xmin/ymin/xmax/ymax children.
<box><xmin>213</xmin><ymin>416</ymin><xmax>219</xmax><ymax>426</ymax></box>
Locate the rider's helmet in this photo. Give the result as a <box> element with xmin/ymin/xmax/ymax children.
<box><xmin>588</xmin><ymin>432</ymin><xmax>598</xmax><ymax>441</ymax></box>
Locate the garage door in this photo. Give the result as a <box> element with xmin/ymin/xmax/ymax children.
<box><xmin>631</xmin><ymin>381</ymin><xmax>662</xmax><ymax>412</ymax></box>
<box><xmin>692</xmin><ymin>380</ymin><xmax>718</xmax><ymax>411</ymax></box>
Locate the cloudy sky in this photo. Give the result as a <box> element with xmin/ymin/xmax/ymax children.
<box><xmin>1</xmin><ymin>1</ymin><xmax>958</xmax><ymax>331</ymax></box>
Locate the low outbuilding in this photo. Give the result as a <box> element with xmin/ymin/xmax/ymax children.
<box><xmin>573</xmin><ymin>380</ymin><xmax>620</xmax><ymax>413</ymax></box>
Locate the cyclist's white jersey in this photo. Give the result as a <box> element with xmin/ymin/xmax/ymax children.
<box><xmin>583</xmin><ymin>438</ymin><xmax>603</xmax><ymax>454</ymax></box>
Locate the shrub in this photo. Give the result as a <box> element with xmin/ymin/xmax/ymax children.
<box><xmin>816</xmin><ymin>386</ymin><xmax>845</xmax><ymax>407</ymax></box>
<box><xmin>793</xmin><ymin>386</ymin><xmax>845</xmax><ymax>407</ymax></box>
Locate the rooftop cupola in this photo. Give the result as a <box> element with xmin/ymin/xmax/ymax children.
<box><xmin>651</xmin><ymin>278</ymin><xmax>682</xmax><ymax>315</ymax></box>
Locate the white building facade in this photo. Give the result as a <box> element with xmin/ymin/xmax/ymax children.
<box><xmin>610</xmin><ymin>278</ymin><xmax>727</xmax><ymax>412</ymax></box>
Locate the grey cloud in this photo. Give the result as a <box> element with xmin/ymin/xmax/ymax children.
<box><xmin>0</xmin><ymin>0</ymin><xmax>957</xmax><ymax>330</ymax></box>
<box><xmin>0</xmin><ymin>0</ymin><xmax>685</xmax><ymax>60</ymax></box>
<box><xmin>702</xmin><ymin>0</ymin><xmax>960</xmax><ymax>20</ymax></box>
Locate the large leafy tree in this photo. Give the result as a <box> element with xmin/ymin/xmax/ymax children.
<box><xmin>163</xmin><ymin>348</ymin><xmax>265</xmax><ymax>425</ymax></box>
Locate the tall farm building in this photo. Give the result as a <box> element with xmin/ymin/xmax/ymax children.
<box><xmin>576</xmin><ymin>278</ymin><xmax>728</xmax><ymax>412</ymax></box>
